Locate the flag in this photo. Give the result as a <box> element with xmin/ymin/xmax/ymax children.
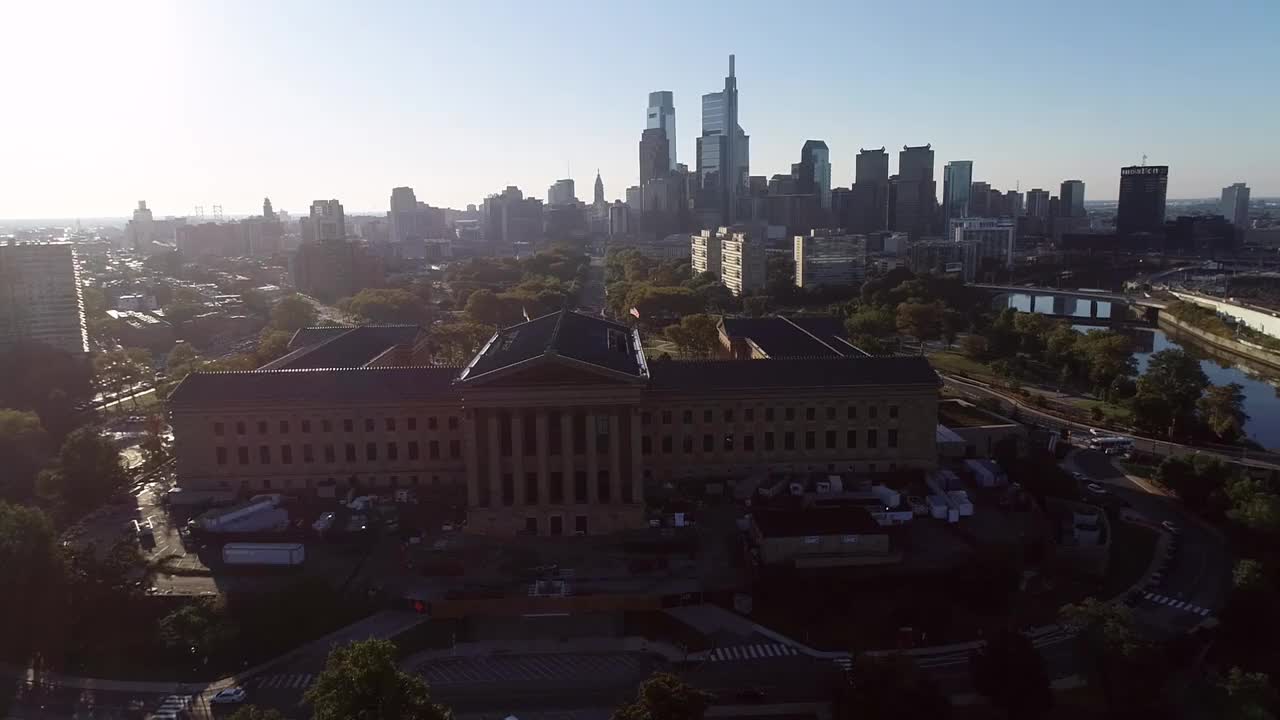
<box><xmin>630</xmin><ymin>307</ymin><xmax>641</xmax><ymax>319</ymax></box>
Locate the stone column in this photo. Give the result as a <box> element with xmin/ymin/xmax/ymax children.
<box><xmin>630</xmin><ymin>406</ymin><xmax>643</xmax><ymax>505</ymax></box>
<box><xmin>511</xmin><ymin>412</ymin><xmax>525</xmax><ymax>506</ymax></box>
<box><xmin>535</xmin><ymin>410</ymin><xmax>549</xmax><ymax>507</ymax></box>
<box><xmin>464</xmin><ymin>409</ymin><xmax>480</xmax><ymax>507</ymax></box>
<box><xmin>585</xmin><ymin>410</ymin><xmax>599</xmax><ymax>504</ymax></box>
<box><xmin>609</xmin><ymin>412</ymin><xmax>622</xmax><ymax>504</ymax></box>
<box><xmin>487</xmin><ymin>413</ymin><xmax>501</xmax><ymax>509</ymax></box>
<box><xmin>559</xmin><ymin>412</ymin><xmax>573</xmax><ymax>503</ymax></box>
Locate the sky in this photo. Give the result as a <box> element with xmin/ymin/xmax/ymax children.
<box><xmin>2</xmin><ymin>0</ymin><xmax>1277</xmax><ymax>220</ymax></box>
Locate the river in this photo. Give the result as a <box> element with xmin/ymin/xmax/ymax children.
<box><xmin>1004</xmin><ymin>293</ymin><xmax>1280</xmax><ymax>450</ymax></box>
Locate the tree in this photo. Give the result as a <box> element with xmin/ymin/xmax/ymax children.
<box><xmin>1224</xmin><ymin>475</ymin><xmax>1280</xmax><ymax>532</ymax></box>
<box><xmin>970</xmin><ymin>628</ymin><xmax>1052</xmax><ymax>718</ymax></box>
<box><xmin>742</xmin><ymin>295</ymin><xmax>771</xmax><ymax>318</ymax></box>
<box><xmin>1059</xmin><ymin>598</ymin><xmax>1170</xmax><ymax>712</ymax></box>
<box><xmin>304</xmin><ymin>638</ymin><xmax>452</xmax><ymax>720</ymax></box>
<box><xmin>959</xmin><ymin>334</ymin><xmax>988</xmax><ymax>361</ymax></box>
<box><xmin>844</xmin><ymin>307</ymin><xmax>896</xmax><ymax>339</ymax></box>
<box><xmin>157</xmin><ymin>598</ymin><xmax>239</xmax><ymax>662</ymax></box>
<box><xmin>1233</xmin><ymin>559</ymin><xmax>1265</xmax><ymax>591</ymax></box>
<box><xmin>895</xmin><ymin>301</ymin><xmax>944</xmax><ymax>351</ymax></box>
<box><xmin>1074</xmin><ymin>331</ymin><xmax>1136</xmax><ymax>397</ymax></box>
<box><xmin>427</xmin><ymin>323</ymin><xmax>495</xmax><ymax>365</ymax></box>
<box><xmin>255</xmin><ymin>330</ymin><xmax>294</xmax><ymax>365</ymax></box>
<box><xmin>1200</xmin><ymin>382</ymin><xmax>1249</xmax><ymax>442</ymax></box>
<box><xmin>269</xmin><ymin>294</ymin><xmax>318</xmax><ymax>333</ymax></box>
<box><xmin>1132</xmin><ymin>348</ymin><xmax>1208</xmax><ymax>439</ymax></box>
<box><xmin>1219</xmin><ymin>667</ymin><xmax>1278</xmax><ymax>720</ymax></box>
<box><xmin>0</xmin><ymin>502</ymin><xmax>62</xmax><ymax>660</ymax></box>
<box><xmin>612</xmin><ymin>672</ymin><xmax>710</xmax><ymax>720</ymax></box>
<box><xmin>140</xmin><ymin>413</ymin><xmax>169</xmax><ymax>469</ymax></box>
<box><xmin>37</xmin><ymin>426</ymin><xmax>129</xmax><ymax>517</ymax></box>
<box><xmin>464</xmin><ymin>289</ymin><xmax>519</xmax><ymax>327</ymax></box>
<box><xmin>0</xmin><ymin>409</ymin><xmax>51</xmax><ymax>501</ymax></box>
<box><xmin>665</xmin><ymin>314</ymin><xmax>720</xmax><ymax>358</ymax></box>
<box><xmin>348</xmin><ymin>289</ymin><xmax>431</xmax><ymax>325</ymax></box>
<box><xmin>832</xmin><ymin>654</ymin><xmax>951</xmax><ymax>720</ymax></box>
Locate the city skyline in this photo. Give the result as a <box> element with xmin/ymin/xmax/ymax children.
<box><xmin>2</xmin><ymin>0</ymin><xmax>1277</xmax><ymax>219</ymax></box>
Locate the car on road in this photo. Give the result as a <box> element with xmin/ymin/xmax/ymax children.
<box><xmin>1086</xmin><ymin>483</ymin><xmax>1108</xmax><ymax>495</ymax></box>
<box><xmin>1162</xmin><ymin>520</ymin><xmax>1181</xmax><ymax>535</ymax></box>
<box><xmin>734</xmin><ymin>688</ymin><xmax>768</xmax><ymax>703</ymax></box>
<box><xmin>1071</xmin><ymin>471</ymin><xmax>1088</xmax><ymax>482</ymax></box>
<box><xmin>210</xmin><ymin>687</ymin><xmax>247</xmax><ymax>704</ymax></box>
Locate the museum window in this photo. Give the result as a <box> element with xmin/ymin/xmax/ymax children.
<box><xmin>723</xmin><ymin>434</ymin><xmax>734</xmax><ymax>451</ymax></box>
<box><xmin>502</xmin><ymin>474</ymin><xmax>514</xmax><ymax>506</ymax></box>
<box><xmin>343</xmin><ymin>419</ymin><xmax>354</xmax><ymax>432</ymax></box>
<box><xmin>550</xmin><ymin>515</ymin><xmax>563</xmax><ymax>535</ymax></box>
<box><xmin>703</xmin><ymin>434</ymin><xmax>714</xmax><ymax>452</ymax></box>
<box><xmin>525</xmin><ymin>517</ymin><xmax>538</xmax><ymax>535</ymax></box>
<box><xmin>429</xmin><ymin>441</ymin><xmax>440</xmax><ymax>460</ymax></box>
<box><xmin>847</xmin><ymin>405</ymin><xmax>856</xmax><ymax>420</ymax></box>
<box><xmin>281</xmin><ymin>445</ymin><xmax>293</xmax><ymax>464</ymax></box>
<box><xmin>386</xmin><ymin>418</ymin><xmax>396</xmax><ymax>431</ymax></box>
<box><xmin>345</xmin><ymin>443</ymin><xmax>356</xmax><ymax>462</ymax></box>
<box><xmin>662</xmin><ymin>410</ymin><xmax>672</xmax><ymax>424</ymax></box>
<box><xmin>867</xmin><ymin>429</ymin><xmax>878</xmax><ymax>449</ymax></box>
<box><xmin>365</xmin><ymin>418</ymin><xmax>375</xmax><ymax>432</ymax></box>
<box><xmin>449</xmin><ymin>440</ymin><xmax>460</xmax><ymax>459</ymax></box>
<box><xmin>365</xmin><ymin>443</ymin><xmax>377</xmax><ymax>461</ymax></box>
<box><xmin>574</xmin><ymin>472</ymin><xmax>588</xmax><ymax>503</ymax></box>
<box><xmin>448</xmin><ymin>416</ymin><xmax>459</xmax><ymax>430</ymax></box>
<box><xmin>321</xmin><ymin>419</ymin><xmax>332</xmax><ymax>432</ymax></box>
<box><xmin>825</xmin><ymin>430</ymin><xmax>836</xmax><ymax>449</ymax></box>
<box><xmin>408</xmin><ymin>441</ymin><xmax>419</xmax><ymax>460</ymax></box>
<box><xmin>745</xmin><ymin>408</ymin><xmax>754</xmax><ymax>422</ymax></box>
<box><xmin>525</xmin><ymin>473</ymin><xmax>538</xmax><ymax>504</ymax></box>
<box><xmin>238</xmin><ymin>447</ymin><xmax>249</xmax><ymax>464</ymax></box>
<box><xmin>683</xmin><ymin>436</ymin><xmax>694</xmax><ymax>453</ymax></box>
<box><xmin>387</xmin><ymin>442</ymin><xmax>398</xmax><ymax>461</ymax></box>
<box><xmin>703</xmin><ymin>409</ymin><xmax>712</xmax><ymax>423</ymax></box>
<box><xmin>280</xmin><ymin>420</ymin><xmax>290</xmax><ymax>434</ymax></box>
<box><xmin>642</xmin><ymin>412</ymin><xmax>651</xmax><ymax>425</ymax></box>
<box><xmin>806</xmin><ymin>407</ymin><xmax>816</xmax><ymax>421</ymax></box>
<box><xmin>257</xmin><ymin>421</ymin><xmax>268</xmax><ymax>435</ymax></box>
<box><xmin>550</xmin><ymin>472</ymin><xmax>564</xmax><ymax>503</ymax></box>
<box><xmin>407</xmin><ymin>417</ymin><xmax>417</xmax><ymax>431</ymax></box>
<box><xmin>642</xmin><ymin>436</ymin><xmax>652</xmax><ymax>455</ymax></box>
<box><xmin>682</xmin><ymin>410</ymin><xmax>692</xmax><ymax>424</ymax></box>
<box><xmin>259</xmin><ymin>446</ymin><xmax>270</xmax><ymax>464</ymax></box>
<box><xmin>302</xmin><ymin>420</ymin><xmax>311</xmax><ymax>433</ymax></box>
<box><xmin>846</xmin><ymin>430</ymin><xmax>857</xmax><ymax>448</ymax></box>
<box><xmin>216</xmin><ymin>447</ymin><xmax>227</xmax><ymax>465</ymax></box>
<box><xmin>428</xmin><ymin>417</ymin><xmax>438</xmax><ymax>430</ymax></box>
<box><xmin>826</xmin><ymin>407</ymin><xmax>836</xmax><ymax>421</ymax></box>
<box><xmin>889</xmin><ymin>405</ymin><xmax>899</xmax><ymax>419</ymax></box>
<box><xmin>303</xmin><ymin>444</ymin><xmax>314</xmax><ymax>463</ymax></box>
<box><xmin>785</xmin><ymin>408</ymin><xmax>795</xmax><ymax>421</ymax></box>
<box><xmin>888</xmin><ymin>429</ymin><xmax>899</xmax><ymax>448</ymax></box>
<box><xmin>764</xmin><ymin>432</ymin><xmax>775</xmax><ymax>451</ymax></box>
<box><xmin>743</xmin><ymin>434</ymin><xmax>755</xmax><ymax>451</ymax></box>
<box><xmin>575</xmin><ymin>515</ymin><xmax>588</xmax><ymax>534</ymax></box>
<box><xmin>662</xmin><ymin>436</ymin><xmax>672</xmax><ymax>453</ymax></box>
<box><xmin>724</xmin><ymin>409</ymin><xmax>734</xmax><ymax>422</ymax></box>
<box><xmin>236</xmin><ymin>421</ymin><xmax>246</xmax><ymax>435</ymax></box>
<box><xmin>765</xmin><ymin>407</ymin><xmax>775</xmax><ymax>422</ymax></box>
<box><xmin>869</xmin><ymin>406</ymin><xmax>878</xmax><ymax>420</ymax></box>
<box><xmin>597</xmin><ymin>471</ymin><xmax>611</xmax><ymax>502</ymax></box>
<box><xmin>784</xmin><ymin>432</ymin><xmax>795</xmax><ymax>450</ymax></box>
<box><xmin>214</xmin><ymin>422</ymin><xmax>224</xmax><ymax>436</ymax></box>
<box><xmin>324</xmin><ymin>444</ymin><xmax>335</xmax><ymax>462</ymax></box>
<box><xmin>805</xmin><ymin>431</ymin><xmax>816</xmax><ymax>450</ymax></box>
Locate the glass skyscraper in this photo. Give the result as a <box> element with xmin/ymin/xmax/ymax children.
<box><xmin>696</xmin><ymin>55</ymin><xmax>748</xmax><ymax>227</ymax></box>
<box><xmin>646</xmin><ymin>91</ymin><xmax>677</xmax><ymax>170</ymax></box>
<box><xmin>942</xmin><ymin>160</ymin><xmax>973</xmax><ymax>225</ymax></box>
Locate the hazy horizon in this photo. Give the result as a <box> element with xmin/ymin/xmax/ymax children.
<box><xmin>2</xmin><ymin>0</ymin><xmax>1276</xmax><ymax>219</ymax></box>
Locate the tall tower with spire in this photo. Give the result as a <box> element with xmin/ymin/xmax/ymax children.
<box><xmin>263</xmin><ymin>197</ymin><xmax>275</xmax><ymax>220</ymax></box>
<box><xmin>593</xmin><ymin>170</ymin><xmax>605</xmax><ymax>205</ymax></box>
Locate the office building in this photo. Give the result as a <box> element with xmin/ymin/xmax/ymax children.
<box><xmin>893</xmin><ymin>145</ymin><xmax>936</xmax><ymax>239</ymax></box>
<box><xmin>691</xmin><ymin>229</ymin><xmax>722</xmax><ymax>277</ymax></box>
<box><xmin>794</xmin><ymin>231</ymin><xmax>866</xmax><ymax>289</ymax></box>
<box><xmin>547</xmin><ymin>179</ymin><xmax>576</xmax><ymax>207</ymax></box>
<box><xmin>1005</xmin><ymin>190</ymin><xmax>1023</xmax><ymax>217</ymax></box>
<box><xmin>594</xmin><ymin>172</ymin><xmax>606</xmax><ymax>206</ymax></box>
<box><xmin>696</xmin><ymin>55</ymin><xmax>749</xmax><ymax>227</ymax></box>
<box><xmin>0</xmin><ymin>242</ymin><xmax>88</xmax><ymax>355</ymax></box>
<box><xmin>608</xmin><ymin>202</ymin><xmax>631</xmax><ymax>238</ymax></box>
<box><xmin>390</xmin><ymin>187</ymin><xmax>448</xmax><ymax>246</ymax></box>
<box><xmin>908</xmin><ymin>240</ymin><xmax>970</xmax><ymax>279</ymax></box>
<box><xmin>794</xmin><ymin>140</ymin><xmax>832</xmax><ymax>209</ymax></box>
<box><xmin>1116</xmin><ymin>165</ymin><xmax>1169</xmax><ymax>236</ymax></box>
<box><xmin>1025</xmin><ymin>189</ymin><xmax>1051</xmax><ymax>219</ymax></box>
<box><xmin>969</xmin><ymin>181</ymin><xmax>991</xmax><ymax>217</ymax></box>
<box><xmin>289</xmin><ymin>238</ymin><xmax>385</xmax><ymax>303</ymax></box>
<box><xmin>720</xmin><ymin>229</ymin><xmax>766</xmax><ymax>296</ymax></box>
<box><xmin>308</xmin><ymin>200</ymin><xmax>346</xmax><ymax>242</ymax></box>
<box><xmin>168</xmin><ymin>308</ymin><xmax>941</xmax><ymax>537</ymax></box>
<box><xmin>625</xmin><ymin>186</ymin><xmax>642</xmax><ymax>211</ymax></box>
<box><xmin>482</xmin><ymin>186</ymin><xmax>544</xmax><ymax>252</ymax></box>
<box><xmin>639</xmin><ymin>128</ymin><xmax>671</xmax><ymax>185</ymax></box>
<box><xmin>124</xmin><ymin>200</ymin><xmax>185</xmax><ymax>252</ymax></box>
<box><xmin>646</xmin><ymin>91</ymin><xmax>677</xmax><ymax>170</ymax></box>
<box><xmin>1060</xmin><ymin>180</ymin><xmax>1086</xmax><ymax>218</ymax></box>
<box><xmin>851</xmin><ymin>148</ymin><xmax>890</xmax><ymax>233</ymax></box>
<box><xmin>1220</xmin><ymin>183</ymin><xmax>1250</xmax><ymax>229</ymax></box>
<box><xmin>951</xmin><ymin>218</ymin><xmax>1015</xmax><ymax>276</ymax></box>
<box><xmin>942</xmin><ymin>161</ymin><xmax>973</xmax><ymax>227</ymax></box>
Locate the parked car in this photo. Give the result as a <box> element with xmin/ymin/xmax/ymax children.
<box><xmin>1161</xmin><ymin>520</ymin><xmax>1181</xmax><ymax>535</ymax></box>
<box><xmin>1086</xmin><ymin>483</ymin><xmax>1108</xmax><ymax>495</ymax></box>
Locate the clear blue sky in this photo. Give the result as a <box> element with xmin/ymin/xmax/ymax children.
<box><xmin>2</xmin><ymin>0</ymin><xmax>1276</xmax><ymax>219</ymax></box>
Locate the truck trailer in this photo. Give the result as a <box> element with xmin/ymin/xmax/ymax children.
<box><xmin>221</xmin><ymin>542</ymin><xmax>305</xmax><ymax>567</ymax></box>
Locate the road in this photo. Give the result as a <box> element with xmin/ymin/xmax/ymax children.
<box><xmin>1068</xmin><ymin>450</ymin><xmax>1230</xmax><ymax>633</ymax></box>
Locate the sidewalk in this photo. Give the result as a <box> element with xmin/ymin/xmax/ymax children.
<box><xmin>404</xmin><ymin>636</ymin><xmax>687</xmax><ymax>669</ymax></box>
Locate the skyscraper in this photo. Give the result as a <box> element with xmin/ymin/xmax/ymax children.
<box><xmin>794</xmin><ymin>140</ymin><xmax>832</xmax><ymax>209</ymax></box>
<box><xmin>309</xmin><ymin>199</ymin><xmax>346</xmax><ymax>242</ymax></box>
<box><xmin>594</xmin><ymin>171</ymin><xmax>606</xmax><ymax>206</ymax></box>
<box><xmin>851</xmin><ymin>148</ymin><xmax>890</xmax><ymax>233</ymax></box>
<box><xmin>893</xmin><ymin>145</ymin><xmax>936</xmax><ymax>238</ymax></box>
<box><xmin>0</xmin><ymin>242</ymin><xmax>88</xmax><ymax>355</ymax></box>
<box><xmin>942</xmin><ymin>161</ymin><xmax>973</xmax><ymax>226</ymax></box>
<box><xmin>389</xmin><ymin>187</ymin><xmax>447</xmax><ymax>245</ymax></box>
<box><xmin>1220</xmin><ymin>182</ymin><xmax>1250</xmax><ymax>228</ymax></box>
<box><xmin>1116</xmin><ymin>165</ymin><xmax>1169</xmax><ymax>236</ymax></box>
<box><xmin>1060</xmin><ymin>180</ymin><xmax>1086</xmax><ymax>218</ymax></box>
<box><xmin>696</xmin><ymin>55</ymin><xmax>748</xmax><ymax>227</ymax></box>
<box><xmin>646</xmin><ymin>91</ymin><xmax>677</xmax><ymax>170</ymax></box>
<box><xmin>969</xmin><ymin>181</ymin><xmax>991</xmax><ymax>217</ymax></box>
<box><xmin>547</xmin><ymin>179</ymin><xmax>576</xmax><ymax>206</ymax></box>
<box><xmin>639</xmin><ymin>128</ymin><xmax>671</xmax><ymax>185</ymax></box>
<box><xmin>1025</xmin><ymin>189</ymin><xmax>1051</xmax><ymax>219</ymax></box>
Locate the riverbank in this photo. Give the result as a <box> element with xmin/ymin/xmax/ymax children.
<box><xmin>1159</xmin><ymin>311</ymin><xmax>1280</xmax><ymax>373</ymax></box>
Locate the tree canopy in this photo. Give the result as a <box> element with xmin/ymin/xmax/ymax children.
<box><xmin>612</xmin><ymin>671</ymin><xmax>710</xmax><ymax>720</ymax></box>
<box><xmin>0</xmin><ymin>409</ymin><xmax>51</xmax><ymax>501</ymax></box>
<box><xmin>269</xmin><ymin>294</ymin><xmax>318</xmax><ymax>333</ymax></box>
<box><xmin>833</xmin><ymin>654</ymin><xmax>951</xmax><ymax>720</ymax></box>
<box><xmin>970</xmin><ymin>627</ymin><xmax>1052</xmax><ymax>718</ymax></box>
<box><xmin>347</xmin><ymin>289</ymin><xmax>432</xmax><ymax>325</ymax></box>
<box><xmin>304</xmin><ymin>638</ymin><xmax>453</xmax><ymax>720</ymax></box>
<box><xmin>36</xmin><ymin>426</ymin><xmax>129</xmax><ymax>518</ymax></box>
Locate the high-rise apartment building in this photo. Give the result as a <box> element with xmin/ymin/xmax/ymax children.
<box><xmin>1005</xmin><ymin>190</ymin><xmax>1023</xmax><ymax>217</ymax></box>
<box><xmin>0</xmin><ymin>242</ymin><xmax>88</xmax><ymax>355</ymax></box>
<box><xmin>646</xmin><ymin>91</ymin><xmax>677</xmax><ymax>170</ymax></box>
<box><xmin>794</xmin><ymin>230</ymin><xmax>865</xmax><ymax>289</ymax></box>
<box><xmin>691</xmin><ymin>229</ymin><xmax>722</xmax><ymax>277</ymax></box>
<box><xmin>547</xmin><ymin>179</ymin><xmax>576</xmax><ymax>206</ymax></box>
<box><xmin>794</xmin><ymin>140</ymin><xmax>832</xmax><ymax>209</ymax></box>
<box><xmin>1116</xmin><ymin>165</ymin><xmax>1168</xmax><ymax>236</ymax></box>
<box><xmin>893</xmin><ymin>145</ymin><xmax>936</xmax><ymax>238</ymax></box>
<box><xmin>720</xmin><ymin>229</ymin><xmax>766</xmax><ymax>297</ymax></box>
<box><xmin>951</xmin><ymin>218</ymin><xmax>1015</xmax><ymax>275</ymax></box>
<box><xmin>1060</xmin><ymin>180</ymin><xmax>1086</xmax><ymax>218</ymax></box>
<box><xmin>696</xmin><ymin>55</ymin><xmax>749</xmax><ymax>227</ymax></box>
<box><xmin>389</xmin><ymin>187</ymin><xmax>448</xmax><ymax>245</ymax></box>
<box><xmin>969</xmin><ymin>181</ymin><xmax>991</xmax><ymax>217</ymax></box>
<box><xmin>942</xmin><ymin>161</ymin><xmax>973</xmax><ymax>227</ymax></box>
<box><xmin>308</xmin><ymin>199</ymin><xmax>346</xmax><ymax>242</ymax></box>
<box><xmin>483</xmin><ymin>186</ymin><xmax>544</xmax><ymax>252</ymax></box>
<box><xmin>639</xmin><ymin>128</ymin><xmax>671</xmax><ymax>185</ymax></box>
<box><xmin>1220</xmin><ymin>182</ymin><xmax>1250</xmax><ymax>228</ymax></box>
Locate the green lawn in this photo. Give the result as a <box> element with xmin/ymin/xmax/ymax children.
<box><xmin>1072</xmin><ymin>397</ymin><xmax>1133</xmax><ymax>426</ymax></box>
<box><xmin>927</xmin><ymin>351</ymin><xmax>1001</xmax><ymax>384</ymax></box>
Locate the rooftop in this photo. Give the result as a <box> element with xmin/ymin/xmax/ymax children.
<box><xmin>719</xmin><ymin>316</ymin><xmax>866</xmax><ymax>358</ymax></box>
<box><xmin>647</xmin><ymin>355</ymin><xmax>937</xmax><ymax>393</ymax></box>
<box><xmin>168</xmin><ymin>366</ymin><xmax>460</xmax><ymax>407</ymax></box>
<box><xmin>460</xmin><ymin>309</ymin><xmax>646</xmax><ymax>382</ymax></box>
<box><xmin>938</xmin><ymin>398</ymin><xmax>1015</xmax><ymax>428</ymax></box>
<box><xmin>260</xmin><ymin>325</ymin><xmax>425</xmax><ymax>370</ymax></box>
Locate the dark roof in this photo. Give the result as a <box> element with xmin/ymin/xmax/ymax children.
<box><xmin>168</xmin><ymin>366</ymin><xmax>460</xmax><ymax>407</ymax></box>
<box><xmin>753</xmin><ymin>507</ymin><xmax>882</xmax><ymax>537</ymax></box>
<box><xmin>264</xmin><ymin>325</ymin><xmax>424</xmax><ymax>370</ymax></box>
<box><xmin>647</xmin><ymin>356</ymin><xmax>937</xmax><ymax>392</ymax></box>
<box><xmin>719</xmin><ymin>316</ymin><xmax>865</xmax><ymax>358</ymax></box>
<box><xmin>460</xmin><ymin>309</ymin><xmax>646</xmax><ymax>381</ymax></box>
<box><xmin>289</xmin><ymin>326</ymin><xmax>353</xmax><ymax>350</ymax></box>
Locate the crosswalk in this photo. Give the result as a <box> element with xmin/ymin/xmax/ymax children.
<box><xmin>152</xmin><ymin>694</ymin><xmax>192</xmax><ymax>716</ymax></box>
<box><xmin>1143</xmin><ymin>592</ymin><xmax>1213</xmax><ymax>617</ymax></box>
<box><xmin>706</xmin><ymin>643</ymin><xmax>799</xmax><ymax>661</ymax></box>
<box><xmin>250</xmin><ymin>673</ymin><xmax>315</xmax><ymax>690</ymax></box>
